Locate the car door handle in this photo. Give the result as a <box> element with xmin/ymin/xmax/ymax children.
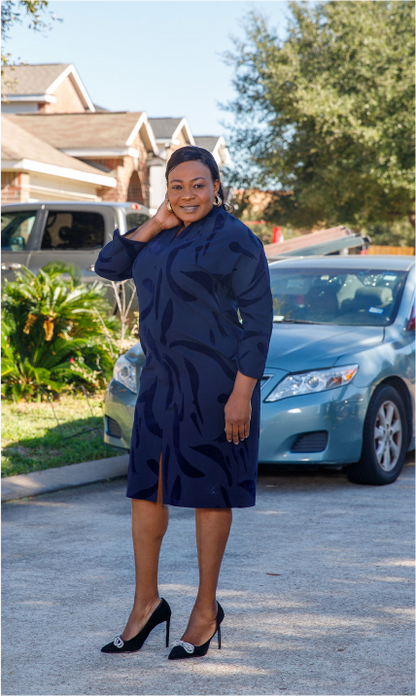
<box><xmin>1</xmin><ymin>263</ymin><xmax>22</xmax><ymax>271</ymax></box>
<box><xmin>88</xmin><ymin>264</ymin><xmax>95</xmax><ymax>272</ymax></box>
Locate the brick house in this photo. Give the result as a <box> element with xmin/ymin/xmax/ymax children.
<box><xmin>1</xmin><ymin>64</ymin><xmax>231</xmax><ymax>209</ymax></box>
<box><xmin>1</xmin><ymin>116</ymin><xmax>115</xmax><ymax>203</ymax></box>
<box><xmin>1</xmin><ymin>63</ymin><xmax>95</xmax><ymax>114</ymax></box>
<box><xmin>4</xmin><ymin>111</ymin><xmax>158</xmax><ymax>206</ymax></box>
<box><xmin>1</xmin><ymin>64</ymin><xmax>157</xmax><ymax>207</ymax></box>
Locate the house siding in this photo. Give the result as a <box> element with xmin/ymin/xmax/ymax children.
<box><xmin>1</xmin><ymin>170</ymin><xmax>102</xmax><ymax>203</ymax></box>
<box><xmin>2</xmin><ymin>102</ymin><xmax>39</xmax><ymax>114</ymax></box>
<box><xmin>1</xmin><ymin>172</ymin><xmax>30</xmax><ymax>203</ymax></box>
<box><xmin>39</xmin><ymin>76</ymin><xmax>86</xmax><ymax>114</ymax></box>
<box><xmin>29</xmin><ymin>172</ymin><xmax>100</xmax><ymax>201</ymax></box>
<box><xmin>90</xmin><ymin>134</ymin><xmax>150</xmax><ymax>206</ymax></box>
<box><xmin>164</xmin><ymin>128</ymin><xmax>191</xmax><ymax>162</ymax></box>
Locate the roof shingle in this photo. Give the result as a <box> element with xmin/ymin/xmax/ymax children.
<box><xmin>1</xmin><ymin>116</ymin><xmax>113</xmax><ymax>178</ymax></box>
<box><xmin>1</xmin><ymin>63</ymin><xmax>70</xmax><ymax>95</ymax></box>
<box><xmin>194</xmin><ymin>136</ymin><xmax>221</xmax><ymax>152</ymax></box>
<box><xmin>263</xmin><ymin>226</ymin><xmax>354</xmax><ymax>258</ymax></box>
<box><xmin>148</xmin><ymin>118</ymin><xmax>183</xmax><ymax>140</ymax></box>
<box><xmin>5</xmin><ymin>112</ymin><xmax>145</xmax><ymax>150</ymax></box>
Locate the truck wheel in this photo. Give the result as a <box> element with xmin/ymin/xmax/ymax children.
<box><xmin>347</xmin><ymin>385</ymin><xmax>408</xmax><ymax>485</ymax></box>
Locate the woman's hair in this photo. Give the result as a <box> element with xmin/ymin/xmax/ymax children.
<box><xmin>165</xmin><ymin>146</ymin><xmax>233</xmax><ymax>212</ymax></box>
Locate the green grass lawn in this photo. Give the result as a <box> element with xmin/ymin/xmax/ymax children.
<box><xmin>1</xmin><ymin>392</ymin><xmax>123</xmax><ymax>477</ymax></box>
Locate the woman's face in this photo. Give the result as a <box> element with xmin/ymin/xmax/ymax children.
<box><xmin>167</xmin><ymin>160</ymin><xmax>220</xmax><ymax>227</ymax></box>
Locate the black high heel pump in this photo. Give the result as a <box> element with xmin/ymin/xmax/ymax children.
<box><xmin>101</xmin><ymin>598</ymin><xmax>171</xmax><ymax>653</ymax></box>
<box><xmin>168</xmin><ymin>602</ymin><xmax>224</xmax><ymax>660</ymax></box>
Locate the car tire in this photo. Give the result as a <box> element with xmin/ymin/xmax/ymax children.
<box><xmin>347</xmin><ymin>385</ymin><xmax>408</xmax><ymax>486</ymax></box>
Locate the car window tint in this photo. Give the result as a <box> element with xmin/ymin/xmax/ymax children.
<box><xmin>125</xmin><ymin>212</ymin><xmax>150</xmax><ymax>231</ymax></box>
<box><xmin>41</xmin><ymin>211</ymin><xmax>104</xmax><ymax>250</ymax></box>
<box><xmin>269</xmin><ymin>268</ymin><xmax>407</xmax><ymax>326</ymax></box>
<box><xmin>1</xmin><ymin>211</ymin><xmax>36</xmax><ymax>251</ymax></box>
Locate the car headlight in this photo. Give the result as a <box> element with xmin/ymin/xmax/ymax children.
<box><xmin>113</xmin><ymin>355</ymin><xmax>138</xmax><ymax>393</ymax></box>
<box><xmin>264</xmin><ymin>364</ymin><xmax>359</xmax><ymax>402</ymax></box>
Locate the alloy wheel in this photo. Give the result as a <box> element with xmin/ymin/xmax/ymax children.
<box><xmin>374</xmin><ymin>400</ymin><xmax>403</xmax><ymax>472</ymax></box>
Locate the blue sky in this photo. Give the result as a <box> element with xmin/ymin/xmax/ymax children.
<box><xmin>4</xmin><ymin>1</ymin><xmax>290</xmax><ymax>138</ymax></box>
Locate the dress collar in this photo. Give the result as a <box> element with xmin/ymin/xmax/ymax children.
<box><xmin>170</xmin><ymin>205</ymin><xmax>222</xmax><ymax>241</ymax></box>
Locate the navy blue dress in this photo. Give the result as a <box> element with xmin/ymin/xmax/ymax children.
<box><xmin>95</xmin><ymin>206</ymin><xmax>273</xmax><ymax>508</ymax></box>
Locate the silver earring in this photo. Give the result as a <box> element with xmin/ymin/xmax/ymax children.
<box><xmin>167</xmin><ymin>200</ymin><xmax>173</xmax><ymax>212</ymax></box>
<box><xmin>213</xmin><ymin>194</ymin><xmax>222</xmax><ymax>207</ymax></box>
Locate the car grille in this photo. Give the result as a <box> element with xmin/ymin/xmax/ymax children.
<box><xmin>291</xmin><ymin>431</ymin><xmax>328</xmax><ymax>453</ymax></box>
<box><xmin>105</xmin><ymin>416</ymin><xmax>122</xmax><ymax>439</ymax></box>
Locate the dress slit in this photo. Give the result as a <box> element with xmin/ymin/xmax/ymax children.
<box><xmin>156</xmin><ymin>449</ymin><xmax>164</xmax><ymax>504</ymax></box>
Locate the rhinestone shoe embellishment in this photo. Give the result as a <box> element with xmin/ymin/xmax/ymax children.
<box><xmin>113</xmin><ymin>635</ymin><xmax>125</xmax><ymax>649</ymax></box>
<box><xmin>171</xmin><ymin>639</ymin><xmax>195</xmax><ymax>654</ymax></box>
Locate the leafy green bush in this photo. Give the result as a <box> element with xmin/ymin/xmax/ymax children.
<box><xmin>1</xmin><ymin>262</ymin><xmax>118</xmax><ymax>401</ymax></box>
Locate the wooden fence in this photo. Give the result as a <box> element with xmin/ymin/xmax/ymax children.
<box><xmin>367</xmin><ymin>245</ymin><xmax>415</xmax><ymax>256</ymax></box>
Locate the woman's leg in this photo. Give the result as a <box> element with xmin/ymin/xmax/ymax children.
<box><xmin>122</xmin><ymin>453</ymin><xmax>169</xmax><ymax>640</ymax></box>
<box><xmin>181</xmin><ymin>508</ymin><xmax>232</xmax><ymax>645</ymax></box>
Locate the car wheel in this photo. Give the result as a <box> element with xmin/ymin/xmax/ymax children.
<box><xmin>347</xmin><ymin>385</ymin><xmax>408</xmax><ymax>485</ymax></box>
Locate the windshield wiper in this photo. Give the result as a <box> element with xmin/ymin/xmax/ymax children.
<box><xmin>273</xmin><ymin>318</ymin><xmax>321</xmax><ymax>324</ymax></box>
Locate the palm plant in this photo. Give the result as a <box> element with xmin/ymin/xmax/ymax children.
<box><xmin>1</xmin><ymin>262</ymin><xmax>118</xmax><ymax>401</ymax></box>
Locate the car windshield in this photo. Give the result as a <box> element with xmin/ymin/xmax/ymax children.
<box><xmin>269</xmin><ymin>267</ymin><xmax>407</xmax><ymax>326</ymax></box>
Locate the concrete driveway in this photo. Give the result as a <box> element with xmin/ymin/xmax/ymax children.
<box><xmin>2</xmin><ymin>458</ymin><xmax>415</xmax><ymax>696</ymax></box>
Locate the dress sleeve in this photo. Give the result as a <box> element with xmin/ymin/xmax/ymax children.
<box><xmin>230</xmin><ymin>237</ymin><xmax>273</xmax><ymax>380</ymax></box>
<box><xmin>94</xmin><ymin>228</ymin><xmax>148</xmax><ymax>281</ymax></box>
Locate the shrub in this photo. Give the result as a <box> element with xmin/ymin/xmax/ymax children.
<box><xmin>1</xmin><ymin>262</ymin><xmax>119</xmax><ymax>401</ymax></box>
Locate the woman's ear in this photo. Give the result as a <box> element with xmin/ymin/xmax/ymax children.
<box><xmin>214</xmin><ymin>180</ymin><xmax>220</xmax><ymax>195</ymax></box>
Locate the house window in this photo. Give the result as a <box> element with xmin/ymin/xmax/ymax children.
<box><xmin>1</xmin><ymin>210</ymin><xmax>37</xmax><ymax>251</ymax></box>
<box><xmin>41</xmin><ymin>211</ymin><xmax>105</xmax><ymax>250</ymax></box>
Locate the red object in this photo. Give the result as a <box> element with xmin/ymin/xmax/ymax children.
<box><xmin>407</xmin><ymin>305</ymin><xmax>416</xmax><ymax>331</ymax></box>
<box><xmin>272</xmin><ymin>226</ymin><xmax>282</xmax><ymax>244</ymax></box>
<box><xmin>360</xmin><ymin>247</ymin><xmax>368</xmax><ymax>255</ymax></box>
<box><xmin>131</xmin><ymin>203</ymin><xmax>141</xmax><ymax>210</ymax></box>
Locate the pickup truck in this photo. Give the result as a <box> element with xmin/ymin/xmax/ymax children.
<box><xmin>1</xmin><ymin>201</ymin><xmax>151</xmax><ymax>285</ymax></box>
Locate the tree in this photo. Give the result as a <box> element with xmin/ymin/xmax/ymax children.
<box><xmin>224</xmin><ymin>1</ymin><xmax>415</xmax><ymax>231</ymax></box>
<box><xmin>1</xmin><ymin>0</ymin><xmax>59</xmax><ymax>81</ymax></box>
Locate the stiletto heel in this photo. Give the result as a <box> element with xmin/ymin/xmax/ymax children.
<box><xmin>101</xmin><ymin>598</ymin><xmax>172</xmax><ymax>653</ymax></box>
<box><xmin>166</xmin><ymin>615</ymin><xmax>171</xmax><ymax>648</ymax></box>
<box><xmin>168</xmin><ymin>601</ymin><xmax>224</xmax><ymax>660</ymax></box>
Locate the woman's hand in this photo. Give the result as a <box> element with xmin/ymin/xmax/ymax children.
<box><xmin>153</xmin><ymin>193</ymin><xmax>182</xmax><ymax>230</ymax></box>
<box><xmin>125</xmin><ymin>194</ymin><xmax>181</xmax><ymax>243</ymax></box>
<box><xmin>224</xmin><ymin>372</ymin><xmax>257</xmax><ymax>444</ymax></box>
<box><xmin>224</xmin><ymin>392</ymin><xmax>252</xmax><ymax>444</ymax></box>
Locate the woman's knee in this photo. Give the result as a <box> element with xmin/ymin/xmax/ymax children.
<box><xmin>132</xmin><ymin>498</ymin><xmax>168</xmax><ymax>535</ymax></box>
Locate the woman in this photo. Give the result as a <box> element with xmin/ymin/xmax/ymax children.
<box><xmin>95</xmin><ymin>146</ymin><xmax>273</xmax><ymax>660</ymax></box>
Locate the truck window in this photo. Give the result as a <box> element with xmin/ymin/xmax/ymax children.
<box><xmin>1</xmin><ymin>211</ymin><xmax>37</xmax><ymax>251</ymax></box>
<box><xmin>125</xmin><ymin>212</ymin><xmax>150</xmax><ymax>231</ymax></box>
<box><xmin>41</xmin><ymin>211</ymin><xmax>105</xmax><ymax>250</ymax></box>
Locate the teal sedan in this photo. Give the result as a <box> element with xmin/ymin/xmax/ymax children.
<box><xmin>103</xmin><ymin>255</ymin><xmax>415</xmax><ymax>485</ymax></box>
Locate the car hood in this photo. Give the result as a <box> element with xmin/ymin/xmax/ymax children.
<box><xmin>125</xmin><ymin>341</ymin><xmax>146</xmax><ymax>365</ymax></box>
<box><xmin>266</xmin><ymin>323</ymin><xmax>384</xmax><ymax>372</ymax></box>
